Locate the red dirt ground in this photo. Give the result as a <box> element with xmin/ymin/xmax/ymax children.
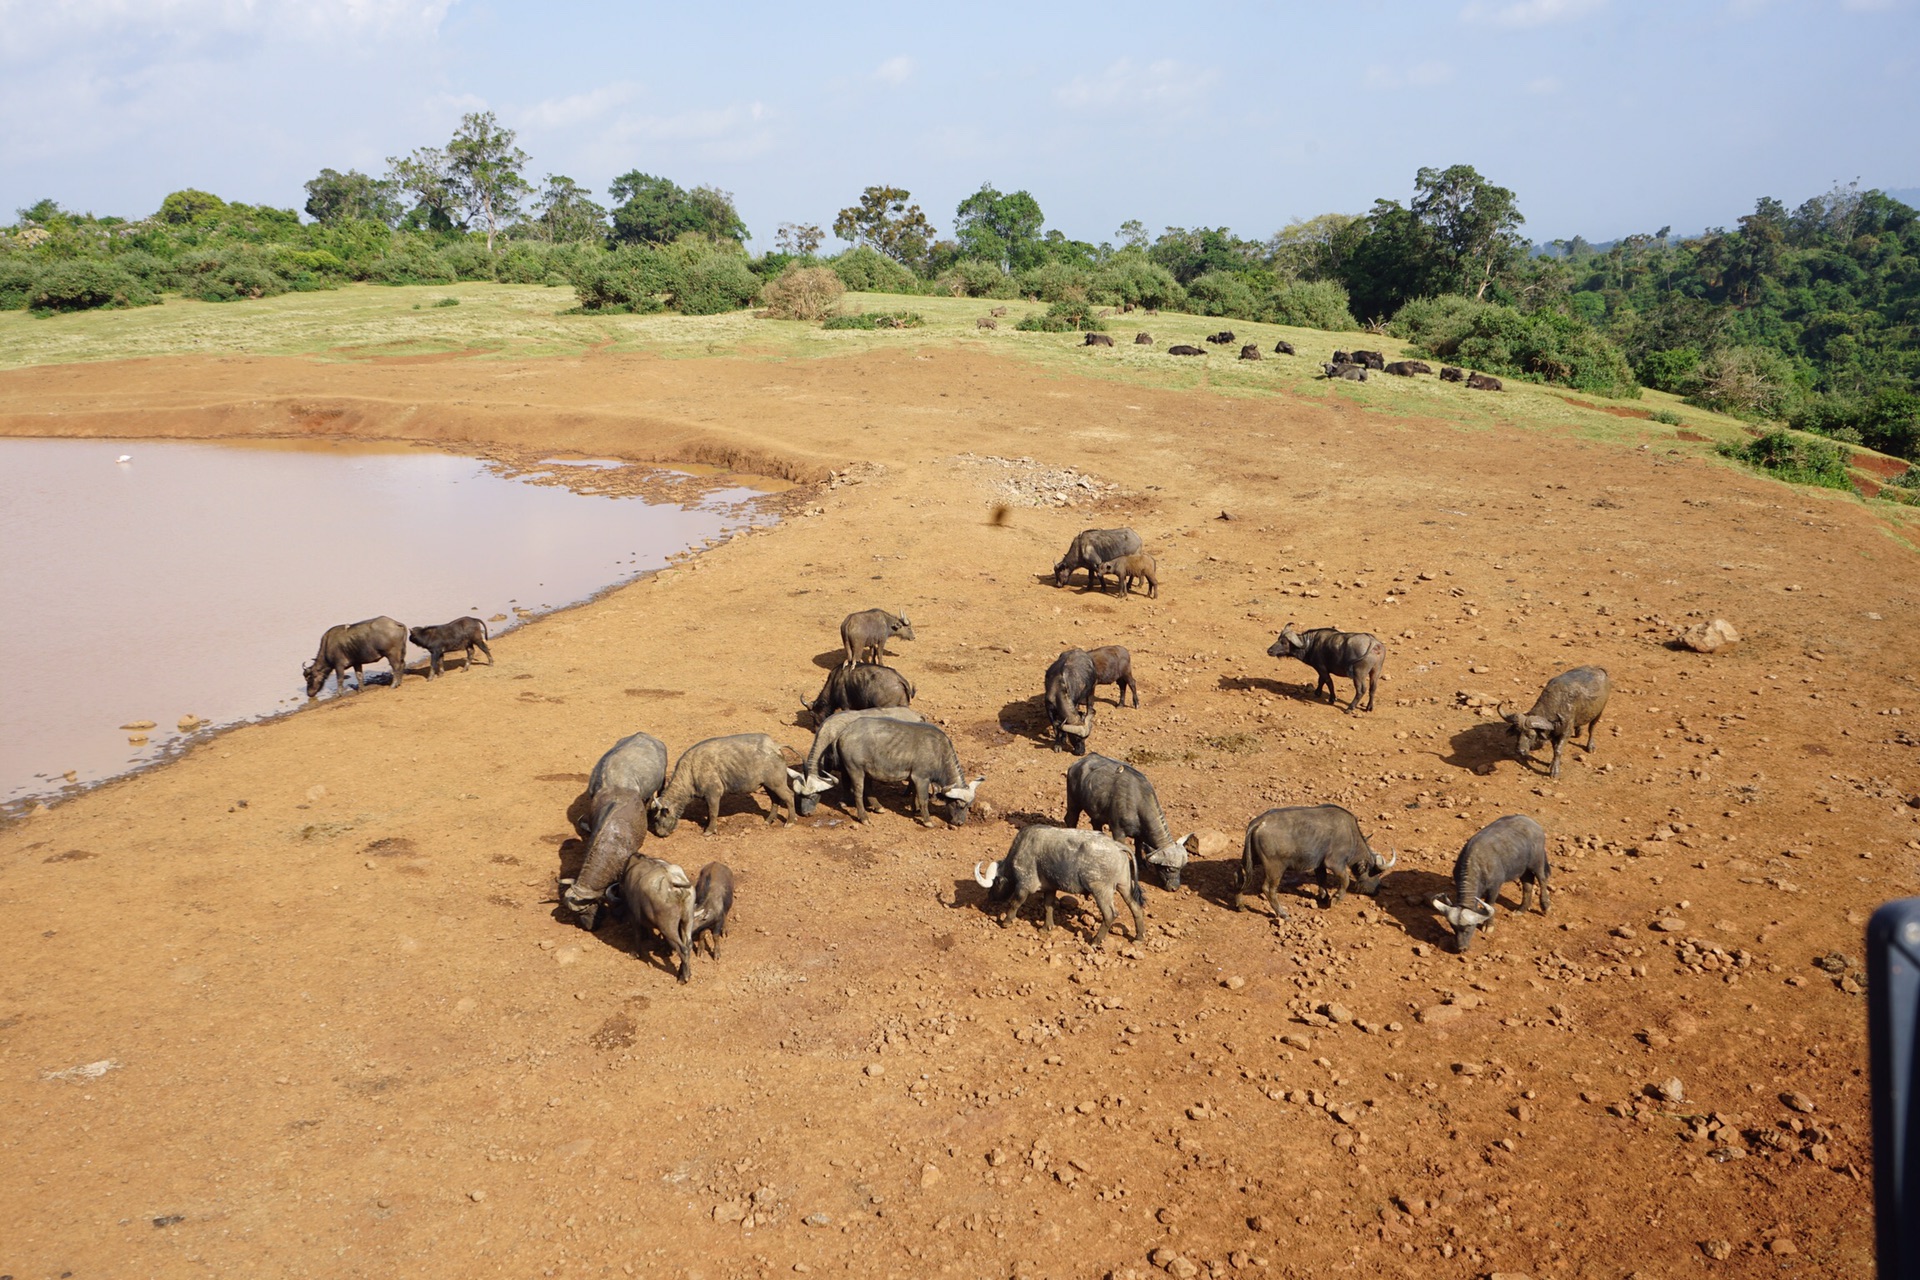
<box><xmin>1</xmin><ymin>346</ymin><xmax>1915</xmax><ymax>1280</ymax></box>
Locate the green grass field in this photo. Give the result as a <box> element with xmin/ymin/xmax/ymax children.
<box><xmin>4</xmin><ymin>280</ymin><xmax>1907</xmax><ymax>507</ymax></box>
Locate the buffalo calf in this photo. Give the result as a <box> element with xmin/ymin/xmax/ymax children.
<box><xmin>409</xmin><ymin>616</ymin><xmax>492</xmax><ymax>677</ymax></box>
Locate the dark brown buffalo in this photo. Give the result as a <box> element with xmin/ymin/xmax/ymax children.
<box><xmin>1238</xmin><ymin>344</ymin><xmax>1261</xmax><ymax>360</ymax></box>
<box><xmin>1467</xmin><ymin>371</ymin><xmax>1504</xmax><ymax>391</ymax></box>
<box><xmin>1168</xmin><ymin>344</ymin><xmax>1206</xmax><ymax>356</ymax></box>
<box><xmin>304</xmin><ymin>616</ymin><xmax>408</xmax><ymax>697</ymax></box>
<box><xmin>1087</xmin><ymin>645</ymin><xmax>1139</xmax><ymax>707</ymax></box>
<box><xmin>1134</xmin><ymin>332</ymin><xmax>1153</xmax><ymax>345</ymax></box>
<box><xmin>408</xmin><ymin>617</ymin><xmax>492</xmax><ymax>677</ymax></box>
<box><xmin>1084</xmin><ymin>332</ymin><xmax>1115</xmax><ymax>347</ymax></box>
<box><xmin>1272</xmin><ymin>339</ymin><xmax>1295</xmax><ymax>356</ymax></box>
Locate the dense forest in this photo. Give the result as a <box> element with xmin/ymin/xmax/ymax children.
<box><xmin>2</xmin><ymin>111</ymin><xmax>1915</xmax><ymax>463</ymax></box>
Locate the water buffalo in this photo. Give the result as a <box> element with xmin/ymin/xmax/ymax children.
<box><xmin>794</xmin><ymin>706</ymin><xmax>927</xmax><ymax>815</ymax></box>
<box><xmin>1206</xmin><ymin>331</ymin><xmax>1236</xmax><ymax>344</ymax></box>
<box><xmin>1383</xmin><ymin>361</ymin><xmax>1422</xmax><ymax>377</ymax></box>
<box><xmin>304</xmin><ymin>616</ymin><xmax>408</xmax><ymax>697</ymax></box>
<box><xmin>1236</xmin><ymin>804</ymin><xmax>1394</xmax><ymax>918</ymax></box>
<box><xmin>974</xmin><ymin>826</ymin><xmax>1145</xmax><ymax>946</ymax></box>
<box><xmin>1063</xmin><ymin>754</ymin><xmax>1193</xmax><ymax>890</ymax></box>
<box><xmin>840</xmin><ymin>608</ymin><xmax>914</xmax><ymax>665</ymax></box>
<box><xmin>1134</xmin><ymin>333</ymin><xmax>1154</xmax><ymax>345</ymax></box>
<box><xmin>1045</xmin><ymin>648</ymin><xmax>1098</xmax><ymax>754</ymax></box>
<box><xmin>649</xmin><ymin>733</ymin><xmax>801</xmax><ymax>836</ymax></box>
<box><xmin>802</xmin><ymin>662</ymin><xmax>914</xmax><ymax>724</ymax></box>
<box><xmin>1084</xmin><ymin>332</ymin><xmax>1115</xmax><ymax>347</ymax></box>
<box><xmin>1095</xmin><ymin>552</ymin><xmax>1158</xmax><ymax>599</ymax></box>
<box><xmin>795</xmin><ymin>718</ymin><xmax>980</xmax><ymax>826</ymax></box>
<box><xmin>615</xmin><ymin>856</ymin><xmax>697</xmax><ymax>982</ymax></box>
<box><xmin>1272</xmin><ymin>339</ymin><xmax>1296</xmax><ymax>356</ymax></box>
<box><xmin>561</xmin><ymin>731</ymin><xmax>669</xmax><ymax>928</ymax></box>
<box><xmin>1266</xmin><ymin>624</ymin><xmax>1384</xmax><ymax>713</ymax></box>
<box><xmin>1053</xmin><ymin>527</ymin><xmax>1142</xmax><ymax>590</ymax></box>
<box><xmin>408</xmin><ymin>616</ymin><xmax>492</xmax><ymax>677</ymax></box>
<box><xmin>1168</xmin><ymin>345</ymin><xmax>1206</xmax><ymax>357</ymax></box>
<box><xmin>1321</xmin><ymin>362</ymin><xmax>1367</xmax><ymax>382</ymax></box>
<box><xmin>1467</xmin><ymin>371</ymin><xmax>1504</xmax><ymax>391</ymax></box>
<box><xmin>1238</xmin><ymin>344</ymin><xmax>1262</xmax><ymax>360</ymax></box>
<box><xmin>691</xmin><ymin>862</ymin><xmax>735</xmax><ymax>960</ymax></box>
<box><xmin>1351</xmin><ymin>349</ymin><xmax>1385</xmax><ymax>370</ymax></box>
<box><xmin>1432</xmin><ymin>815</ymin><xmax>1550</xmax><ymax>953</ymax></box>
<box><xmin>1087</xmin><ymin>645</ymin><xmax>1139</xmax><ymax>708</ymax></box>
<box><xmin>1502</xmin><ymin>666</ymin><xmax>1611</xmax><ymax>778</ymax></box>
<box><xmin>1439</xmin><ymin>366</ymin><xmax>1465</xmax><ymax>383</ymax></box>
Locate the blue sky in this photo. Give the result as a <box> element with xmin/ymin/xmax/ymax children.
<box><xmin>2</xmin><ymin>0</ymin><xmax>1913</xmax><ymax>248</ymax></box>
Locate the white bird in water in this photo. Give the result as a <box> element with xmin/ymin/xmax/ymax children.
<box><xmin>116</xmin><ymin>454</ymin><xmax>132</xmax><ymax>464</ymax></box>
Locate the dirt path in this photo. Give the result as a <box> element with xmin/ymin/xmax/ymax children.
<box><xmin>1</xmin><ymin>345</ymin><xmax>1912</xmax><ymax>1279</ymax></box>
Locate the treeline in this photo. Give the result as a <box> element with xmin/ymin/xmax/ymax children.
<box><xmin>2</xmin><ymin>111</ymin><xmax>1915</xmax><ymax>459</ymax></box>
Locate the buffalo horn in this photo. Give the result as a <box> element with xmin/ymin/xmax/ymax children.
<box><xmin>973</xmin><ymin>861</ymin><xmax>997</xmax><ymax>887</ymax></box>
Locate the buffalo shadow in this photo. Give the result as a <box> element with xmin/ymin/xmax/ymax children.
<box><xmin>1371</xmin><ymin>868</ymin><xmax>1465</xmax><ymax>948</ymax></box>
<box><xmin>997</xmin><ymin>695</ymin><xmax>1062</xmax><ymax>752</ymax></box>
<box><xmin>1216</xmin><ymin>671</ymin><xmax>1339</xmax><ymax>709</ymax></box>
<box><xmin>1441</xmin><ymin>720</ymin><xmax>1518</xmax><ymax>775</ymax></box>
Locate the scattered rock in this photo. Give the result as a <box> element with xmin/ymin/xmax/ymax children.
<box><xmin>1419</xmin><ymin>1004</ymin><xmax>1465</xmax><ymax>1026</ymax></box>
<box><xmin>1782</xmin><ymin>1092</ymin><xmax>1816</xmax><ymax>1114</ymax></box>
<box><xmin>803</xmin><ymin>1211</ymin><xmax>832</xmax><ymax>1227</ymax></box>
<box><xmin>1651</xmin><ymin>917</ymin><xmax>1686</xmax><ymax>933</ymax></box>
<box><xmin>1223</xmin><ymin>976</ymin><xmax>1246</xmax><ymax>991</ymax></box>
<box><xmin>468</xmin><ymin>1189</ymin><xmax>486</xmax><ymax>1203</ymax></box>
<box><xmin>919</xmin><ymin>1163</ymin><xmax>942</xmax><ymax>1188</ymax></box>
<box><xmin>1679</xmin><ymin>619</ymin><xmax>1740</xmax><ymax>653</ymax></box>
<box><xmin>1767</xmin><ymin>1237</ymin><xmax>1796</xmax><ymax>1255</ymax></box>
<box><xmin>120</xmin><ymin>720</ymin><xmax>156</xmax><ymax>731</ymax></box>
<box><xmin>865</xmin><ymin>1063</ymin><xmax>885</xmax><ymax>1078</ymax></box>
<box><xmin>1279</xmin><ymin>1034</ymin><xmax>1311</xmax><ymax>1051</ymax></box>
<box><xmin>1654</xmin><ymin>1078</ymin><xmax>1685</xmax><ymax>1105</ymax></box>
<box><xmin>1320</xmin><ymin>1002</ymin><xmax>1354</xmax><ymax>1025</ymax></box>
<box><xmin>1189</xmin><ymin>830</ymin><xmax>1234</xmax><ymax>859</ymax></box>
<box><xmin>1702</xmin><ymin>1239</ymin><xmax>1733</xmax><ymax>1261</ymax></box>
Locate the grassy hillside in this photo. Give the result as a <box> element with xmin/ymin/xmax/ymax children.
<box><xmin>3</xmin><ymin>281</ymin><xmax>1909</xmax><ymax>501</ymax></box>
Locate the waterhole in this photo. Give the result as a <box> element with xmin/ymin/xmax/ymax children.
<box><xmin>0</xmin><ymin>437</ymin><xmax>777</xmax><ymax>809</ymax></box>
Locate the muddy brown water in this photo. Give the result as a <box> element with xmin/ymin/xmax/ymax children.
<box><xmin>0</xmin><ymin>437</ymin><xmax>774</xmax><ymax>808</ymax></box>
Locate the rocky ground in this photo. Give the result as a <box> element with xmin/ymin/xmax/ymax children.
<box><xmin>0</xmin><ymin>342</ymin><xmax>1914</xmax><ymax>1279</ymax></box>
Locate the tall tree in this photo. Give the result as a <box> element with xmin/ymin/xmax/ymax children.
<box><xmin>953</xmin><ymin>184</ymin><xmax>1045</xmax><ymax>273</ymax></box>
<box><xmin>832</xmin><ymin>186</ymin><xmax>934</xmax><ymax>268</ymax></box>
<box><xmin>387</xmin><ymin>145</ymin><xmax>461</xmax><ymax>233</ymax></box>
<box><xmin>775</xmin><ymin>222</ymin><xmax>825</xmax><ymax>256</ymax></box>
<box><xmin>445</xmin><ymin>112</ymin><xmax>531</xmax><ymax>253</ymax></box>
<box><xmin>303</xmin><ymin>168</ymin><xmax>400</xmax><ymax>226</ymax></box>
<box><xmin>608</xmin><ymin>172</ymin><xmax>747</xmax><ymax>245</ymax></box>
<box><xmin>1410</xmin><ymin>164</ymin><xmax>1526</xmax><ymax>300</ymax></box>
<box><xmin>526</xmin><ymin>175</ymin><xmax>606</xmax><ymax>243</ymax></box>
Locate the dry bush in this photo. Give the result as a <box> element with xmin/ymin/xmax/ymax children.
<box><xmin>760</xmin><ymin>264</ymin><xmax>845</xmax><ymax>321</ymax></box>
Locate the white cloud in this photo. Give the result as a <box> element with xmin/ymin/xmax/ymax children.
<box><xmin>524</xmin><ymin>82</ymin><xmax>640</xmax><ymax>130</ymax></box>
<box><xmin>873</xmin><ymin>55</ymin><xmax>914</xmax><ymax>86</ymax></box>
<box><xmin>1054</xmin><ymin>58</ymin><xmax>1219</xmax><ymax>112</ymax></box>
<box><xmin>0</xmin><ymin>0</ymin><xmax>456</xmax><ymax>60</ymax></box>
<box><xmin>1461</xmin><ymin>0</ymin><xmax>1604</xmax><ymax>27</ymax></box>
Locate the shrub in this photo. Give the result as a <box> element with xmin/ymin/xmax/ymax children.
<box><xmin>28</xmin><ymin>260</ymin><xmax>157</xmax><ymax>313</ymax></box>
<box><xmin>760</xmin><ymin>264</ymin><xmax>845</xmax><ymax>320</ymax></box>
<box><xmin>0</xmin><ymin>258</ymin><xmax>38</xmax><ymax>309</ymax></box>
<box><xmin>1086</xmin><ymin>256</ymin><xmax>1185</xmax><ymax>312</ymax></box>
<box><xmin>433</xmin><ymin>296</ymin><xmax>460</xmax><ymax>308</ymax></box>
<box><xmin>1717</xmin><ymin>429</ymin><xmax>1853</xmax><ymax>490</ymax></box>
<box><xmin>1790</xmin><ymin>389</ymin><xmax>1920</xmax><ymax>461</ymax></box>
<box><xmin>1687</xmin><ymin>346</ymin><xmax>1795</xmax><ymax>420</ymax></box>
<box><xmin>822</xmin><ymin>310</ymin><xmax>924</xmax><ymax>330</ymax></box>
<box><xmin>1262</xmin><ymin>279</ymin><xmax>1356</xmax><ymax>331</ymax></box>
<box><xmin>1185</xmin><ymin>271</ymin><xmax>1259</xmax><ymax>319</ymax></box>
<box><xmin>440</xmin><ymin>239</ymin><xmax>500</xmax><ymax>282</ymax></box>
<box><xmin>1015</xmin><ymin>299</ymin><xmax>1105</xmax><ymax>333</ymax></box>
<box><xmin>172</xmin><ymin>249</ymin><xmax>288</xmax><ymax>302</ymax></box>
<box><xmin>1648</xmin><ymin>408</ymin><xmax>1683</xmax><ymax>426</ymax></box>
<box><xmin>568</xmin><ymin>245</ymin><xmax>672</xmax><ymax>313</ymax></box>
<box><xmin>828</xmin><ymin>246</ymin><xmax>922</xmax><ymax>294</ymax></box>
<box><xmin>1637</xmin><ymin>346</ymin><xmax>1702</xmax><ymax>395</ymax></box>
<box><xmin>370</xmin><ymin>246</ymin><xmax>456</xmax><ymax>285</ymax></box>
<box><xmin>1392</xmin><ymin>297</ymin><xmax>1639</xmax><ymax>397</ymax></box>
<box><xmin>935</xmin><ymin>259</ymin><xmax>1018</xmax><ymax>298</ymax></box>
<box><xmin>671</xmin><ymin>247</ymin><xmax>760</xmax><ymax>315</ymax></box>
<box><xmin>1016</xmin><ymin>260</ymin><xmax>1090</xmax><ymax>303</ymax></box>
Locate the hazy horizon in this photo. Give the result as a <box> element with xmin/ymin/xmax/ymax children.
<box><xmin>3</xmin><ymin>0</ymin><xmax>1913</xmax><ymax>250</ymax></box>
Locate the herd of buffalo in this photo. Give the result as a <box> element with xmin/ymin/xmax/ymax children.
<box><xmin>1080</xmin><ymin>328</ymin><xmax>1506</xmax><ymax>389</ymax></box>
<box><xmin>301</xmin><ymin>527</ymin><xmax>1612</xmax><ymax>983</ymax></box>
